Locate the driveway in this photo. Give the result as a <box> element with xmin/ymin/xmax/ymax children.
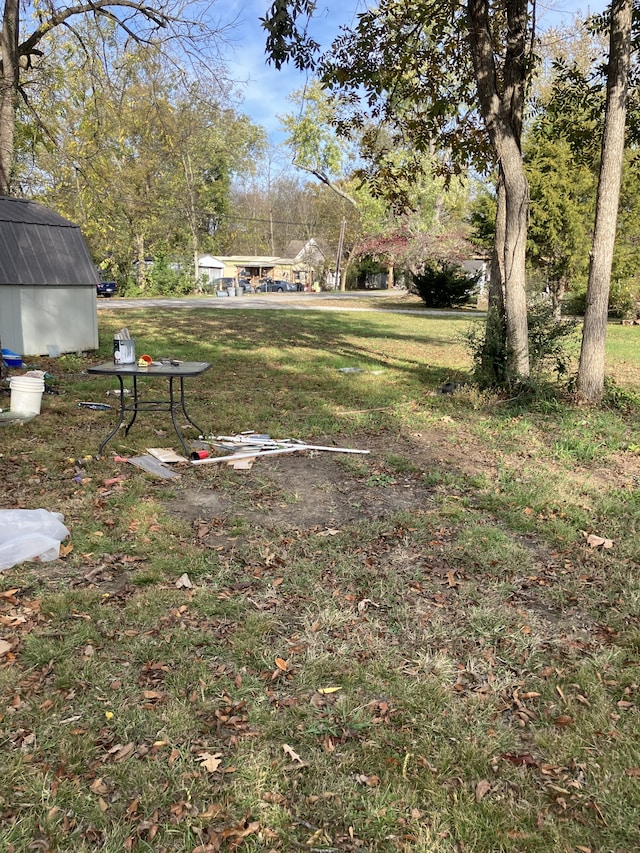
<box><xmin>97</xmin><ymin>290</ymin><xmax>483</xmax><ymax>317</ymax></box>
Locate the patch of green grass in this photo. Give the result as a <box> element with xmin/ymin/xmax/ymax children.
<box><xmin>0</xmin><ymin>305</ymin><xmax>638</xmax><ymax>851</ymax></box>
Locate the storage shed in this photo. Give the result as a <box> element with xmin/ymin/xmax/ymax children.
<box><xmin>0</xmin><ymin>196</ymin><xmax>99</xmax><ymax>356</ymax></box>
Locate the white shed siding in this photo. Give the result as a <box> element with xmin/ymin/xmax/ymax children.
<box><xmin>0</xmin><ymin>285</ymin><xmax>98</xmax><ymax>355</ymax></box>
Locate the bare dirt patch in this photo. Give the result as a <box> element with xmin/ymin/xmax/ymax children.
<box><xmin>165</xmin><ymin>430</ymin><xmax>483</xmax><ymax>535</ymax></box>
<box><xmin>169</xmin><ymin>442</ymin><xmax>431</xmax><ymax>533</ymax></box>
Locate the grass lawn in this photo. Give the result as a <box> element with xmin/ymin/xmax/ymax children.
<box><xmin>1</xmin><ymin>304</ymin><xmax>639</xmax><ymax>852</ymax></box>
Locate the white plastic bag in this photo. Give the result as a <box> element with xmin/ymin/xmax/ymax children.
<box><xmin>0</xmin><ymin>509</ymin><xmax>70</xmax><ymax>571</ymax></box>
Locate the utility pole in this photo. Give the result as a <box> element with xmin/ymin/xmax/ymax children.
<box><xmin>335</xmin><ymin>219</ymin><xmax>346</xmax><ymax>291</ymax></box>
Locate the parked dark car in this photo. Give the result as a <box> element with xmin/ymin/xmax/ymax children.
<box><xmin>97</xmin><ymin>280</ymin><xmax>118</xmax><ymax>297</ymax></box>
<box><xmin>255</xmin><ymin>278</ymin><xmax>297</xmax><ymax>293</ymax></box>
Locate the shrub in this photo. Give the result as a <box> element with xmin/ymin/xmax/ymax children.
<box><xmin>411</xmin><ymin>261</ymin><xmax>478</xmax><ymax>308</ymax></box>
<box><xmin>465</xmin><ymin>297</ymin><xmax>579</xmax><ymax>389</ymax></box>
<box><xmin>148</xmin><ymin>253</ymin><xmax>193</xmax><ymax>296</ymax></box>
<box><xmin>608</xmin><ymin>277</ymin><xmax>640</xmax><ymax>319</ymax></box>
<box><xmin>562</xmin><ymin>277</ymin><xmax>639</xmax><ymax>319</ymax></box>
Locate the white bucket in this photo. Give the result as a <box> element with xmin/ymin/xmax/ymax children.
<box><xmin>10</xmin><ymin>376</ymin><xmax>45</xmax><ymax>415</ymax></box>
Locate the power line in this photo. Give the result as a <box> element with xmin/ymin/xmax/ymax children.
<box><xmin>216</xmin><ymin>211</ymin><xmax>352</xmax><ymax>230</ymax></box>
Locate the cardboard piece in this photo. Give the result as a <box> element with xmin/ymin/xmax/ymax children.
<box><xmin>147</xmin><ymin>447</ymin><xmax>188</xmax><ymax>463</ymax></box>
<box><xmin>225</xmin><ymin>456</ymin><xmax>255</xmax><ymax>469</ymax></box>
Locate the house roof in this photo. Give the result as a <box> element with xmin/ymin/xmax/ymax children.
<box><xmin>284</xmin><ymin>238</ymin><xmax>326</xmax><ymax>264</ymax></box>
<box><xmin>0</xmin><ymin>196</ymin><xmax>99</xmax><ymax>286</ymax></box>
<box><xmin>217</xmin><ymin>255</ymin><xmax>282</xmax><ymax>266</ymax></box>
<box><xmin>198</xmin><ymin>254</ymin><xmax>225</xmax><ymax>268</ymax></box>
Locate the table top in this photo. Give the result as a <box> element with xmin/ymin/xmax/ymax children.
<box><xmin>88</xmin><ymin>360</ymin><xmax>211</xmax><ymax>377</ymax></box>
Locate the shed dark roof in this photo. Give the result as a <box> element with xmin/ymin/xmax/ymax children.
<box><xmin>0</xmin><ymin>196</ymin><xmax>99</xmax><ymax>286</ymax></box>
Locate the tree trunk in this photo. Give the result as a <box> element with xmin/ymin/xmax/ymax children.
<box><xmin>136</xmin><ymin>234</ymin><xmax>147</xmax><ymax>290</ymax></box>
<box><xmin>576</xmin><ymin>0</ymin><xmax>632</xmax><ymax>401</ymax></box>
<box><xmin>501</xmin><ymin>138</ymin><xmax>530</xmax><ymax>377</ymax></box>
<box><xmin>0</xmin><ymin>0</ymin><xmax>19</xmax><ymax>195</ymax></box>
<box><xmin>468</xmin><ymin>0</ymin><xmax>530</xmax><ymax>380</ymax></box>
<box><xmin>550</xmin><ymin>279</ymin><xmax>566</xmax><ymax>319</ymax></box>
<box><xmin>480</xmin><ymin>172</ymin><xmax>508</xmax><ymax>384</ymax></box>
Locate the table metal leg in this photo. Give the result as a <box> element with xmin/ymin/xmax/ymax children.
<box><xmin>95</xmin><ymin>372</ymin><xmax>206</xmax><ymax>457</ymax></box>
<box><xmin>178</xmin><ymin>377</ymin><xmax>205</xmax><ymax>435</ymax></box>
<box><xmin>123</xmin><ymin>374</ymin><xmax>139</xmax><ymax>436</ymax></box>
<box><xmin>97</xmin><ymin>375</ymin><xmax>126</xmax><ymax>456</ymax></box>
<box><xmin>168</xmin><ymin>377</ymin><xmax>205</xmax><ymax>455</ymax></box>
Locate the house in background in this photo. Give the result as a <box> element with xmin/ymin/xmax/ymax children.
<box><xmin>197</xmin><ymin>239</ymin><xmax>328</xmax><ymax>291</ymax></box>
<box><xmin>462</xmin><ymin>258</ymin><xmax>490</xmax><ymax>295</ymax></box>
<box><xmin>285</xmin><ymin>238</ymin><xmax>326</xmax><ymax>270</ymax></box>
<box><xmin>0</xmin><ymin>196</ymin><xmax>99</xmax><ymax>356</ymax></box>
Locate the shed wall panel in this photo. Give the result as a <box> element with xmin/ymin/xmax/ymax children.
<box><xmin>20</xmin><ymin>287</ymin><xmax>98</xmax><ymax>355</ymax></box>
<box><xmin>0</xmin><ymin>286</ymin><xmax>98</xmax><ymax>354</ymax></box>
<box><xmin>0</xmin><ymin>286</ymin><xmax>22</xmax><ymax>351</ymax></box>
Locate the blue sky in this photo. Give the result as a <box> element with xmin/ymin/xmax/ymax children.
<box><xmin>221</xmin><ymin>1</ymin><xmax>609</xmax><ymax>139</ymax></box>
<box><xmin>221</xmin><ymin>0</ymin><xmax>363</xmax><ymax>139</ymax></box>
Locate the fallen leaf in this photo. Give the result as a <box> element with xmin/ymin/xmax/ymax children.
<box><xmin>475</xmin><ymin>779</ymin><xmax>491</xmax><ymax>802</ymax></box>
<box><xmin>90</xmin><ymin>778</ymin><xmax>109</xmax><ymax>795</ymax></box>
<box><xmin>446</xmin><ymin>570</ymin><xmax>460</xmax><ymax>588</ymax></box>
<box><xmin>108</xmin><ymin>742</ymin><xmax>135</xmax><ymax>761</ymax></box>
<box><xmin>175</xmin><ymin>573</ymin><xmax>193</xmax><ymax>589</ymax></box>
<box><xmin>357</xmin><ymin>598</ymin><xmax>380</xmax><ymax>612</ymax></box>
<box><xmin>198</xmin><ymin>752</ymin><xmax>223</xmax><ymax>773</ymax></box>
<box><xmin>282</xmin><ymin>743</ymin><xmax>304</xmax><ymax>764</ymax></box>
<box><xmin>262</xmin><ymin>791</ymin><xmax>287</xmax><ymax>805</ymax></box>
<box><xmin>200</xmin><ymin>803</ymin><xmax>225</xmax><ymax>819</ymax></box>
<box><xmin>0</xmin><ymin>639</ymin><xmax>12</xmax><ymax>656</ymax></box>
<box><xmin>356</xmin><ymin>773</ymin><xmax>380</xmax><ymax>786</ymax></box>
<box><xmin>582</xmin><ymin>531</ymin><xmax>614</xmax><ymax>549</ymax></box>
<box><xmin>501</xmin><ymin>753</ymin><xmax>538</xmax><ymax>767</ymax></box>
<box><xmin>317</xmin><ymin>686</ymin><xmax>341</xmax><ymax>695</ymax></box>
<box><xmin>0</xmin><ymin>589</ymin><xmax>20</xmax><ymax>602</ymax></box>
<box><xmin>625</xmin><ymin>768</ymin><xmax>640</xmax><ymax>777</ymax></box>
<box><xmin>554</xmin><ymin>715</ymin><xmax>574</xmax><ymax>728</ymax></box>
<box><xmin>142</xmin><ymin>690</ymin><xmax>164</xmax><ymax>701</ymax></box>
<box><xmin>274</xmin><ymin>657</ymin><xmax>288</xmax><ymax>671</ymax></box>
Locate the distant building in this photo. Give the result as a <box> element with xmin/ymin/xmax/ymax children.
<box><xmin>198</xmin><ymin>239</ymin><xmax>328</xmax><ymax>290</ymax></box>
<box><xmin>197</xmin><ymin>254</ymin><xmax>225</xmax><ymax>288</ymax></box>
<box><xmin>462</xmin><ymin>258</ymin><xmax>490</xmax><ymax>294</ymax></box>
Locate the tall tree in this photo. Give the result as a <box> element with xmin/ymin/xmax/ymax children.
<box><xmin>281</xmin><ymin>80</ymin><xmax>360</xmax><ymax>208</ymax></box>
<box><xmin>0</xmin><ymin>0</ymin><xmax>225</xmax><ymax>196</ymax></box>
<box><xmin>263</xmin><ymin>0</ymin><xmax>533</xmax><ymax>378</ymax></box>
<box><xmin>467</xmin><ymin>0</ymin><xmax>531</xmax><ymax>377</ymax></box>
<box><xmin>577</xmin><ymin>0</ymin><xmax>634</xmax><ymax>401</ymax></box>
<box><xmin>525</xmin><ymin>136</ymin><xmax>595</xmax><ymax>313</ymax></box>
<box><xmin>24</xmin><ymin>20</ymin><xmax>262</xmax><ymax>287</ymax></box>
